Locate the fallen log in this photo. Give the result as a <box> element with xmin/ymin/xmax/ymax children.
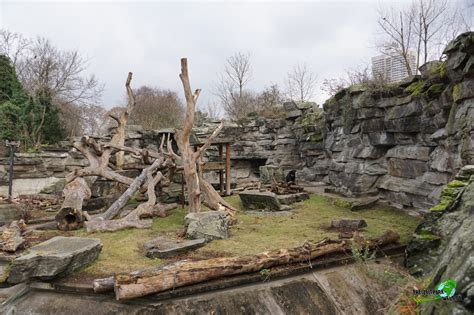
<box><xmin>85</xmin><ymin>219</ymin><xmax>153</xmax><ymax>233</ymax></box>
<box><xmin>113</xmin><ymin>230</ymin><xmax>400</xmax><ymax>300</ymax></box>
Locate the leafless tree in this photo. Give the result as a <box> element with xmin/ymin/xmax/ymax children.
<box><xmin>215</xmin><ymin>52</ymin><xmax>254</xmax><ymax>120</ymax></box>
<box><xmin>129</xmin><ymin>86</ymin><xmax>184</xmax><ymax>130</ymax></box>
<box><xmin>0</xmin><ymin>30</ymin><xmax>103</xmax><ymax>107</ymax></box>
<box><xmin>377</xmin><ymin>0</ymin><xmax>471</xmax><ymax>73</ymax></box>
<box><xmin>0</xmin><ymin>30</ymin><xmax>30</xmax><ymax>73</ymax></box>
<box><xmin>256</xmin><ymin>84</ymin><xmax>285</xmax><ymax>118</ymax></box>
<box><xmin>377</xmin><ymin>7</ymin><xmax>416</xmax><ymax>74</ymax></box>
<box><xmin>285</xmin><ymin>63</ymin><xmax>317</xmax><ymax>102</ymax></box>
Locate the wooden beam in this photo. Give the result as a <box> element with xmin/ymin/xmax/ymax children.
<box><xmin>219</xmin><ymin>144</ymin><xmax>224</xmax><ymax>194</ymax></box>
<box><xmin>225</xmin><ymin>143</ymin><xmax>231</xmax><ymax>195</ymax></box>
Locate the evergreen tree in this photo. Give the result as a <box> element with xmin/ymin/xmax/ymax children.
<box><xmin>0</xmin><ymin>54</ymin><xmax>65</xmax><ymax>148</ymax></box>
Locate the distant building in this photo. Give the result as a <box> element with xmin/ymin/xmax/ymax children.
<box><xmin>371</xmin><ymin>52</ymin><xmax>417</xmax><ymax>83</ymax></box>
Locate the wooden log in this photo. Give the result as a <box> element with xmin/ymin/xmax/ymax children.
<box><xmin>113</xmin><ymin>231</ymin><xmax>400</xmax><ymax>300</ymax></box>
<box><xmin>56</xmin><ymin>177</ymin><xmax>91</xmax><ymax>230</ymax></box>
<box><xmin>85</xmin><ymin>219</ymin><xmax>152</xmax><ymax>233</ymax></box>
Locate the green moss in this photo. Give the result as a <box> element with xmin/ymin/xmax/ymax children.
<box><xmin>405</xmin><ymin>80</ymin><xmax>425</xmax><ymax>97</ymax></box>
<box><xmin>447</xmin><ymin>180</ymin><xmax>467</xmax><ymax>188</ymax></box>
<box><xmin>424</xmin><ymin>83</ymin><xmax>445</xmax><ymax>99</ymax></box>
<box><xmin>452</xmin><ymin>83</ymin><xmax>461</xmax><ymax>103</ymax></box>
<box><xmin>441</xmin><ymin>187</ymin><xmax>459</xmax><ymax>198</ymax></box>
<box><xmin>308</xmin><ymin>132</ymin><xmax>323</xmax><ymax>143</ymax></box>
<box><xmin>417</xmin><ymin>230</ymin><xmax>441</xmax><ymax>241</ymax></box>
<box><xmin>332</xmin><ymin>198</ymin><xmax>353</xmax><ymax>209</ymax></box>
<box><xmin>437</xmin><ymin>61</ymin><xmax>447</xmax><ymax>78</ymax></box>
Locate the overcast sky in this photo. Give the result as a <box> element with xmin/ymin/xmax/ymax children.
<box><xmin>1</xmin><ymin>0</ymin><xmax>472</xmax><ymax>112</ymax></box>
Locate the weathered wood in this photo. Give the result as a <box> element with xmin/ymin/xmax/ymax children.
<box><xmin>176</xmin><ymin>58</ymin><xmax>229</xmax><ymax>214</ymax></box>
<box><xmin>1</xmin><ymin>220</ymin><xmax>27</xmax><ymax>252</ymax></box>
<box><xmin>84</xmin><ymin>158</ymin><xmax>177</xmax><ymax>233</ymax></box>
<box><xmin>57</xmin><ymin>73</ymin><xmax>138</xmax><ymax>230</ymax></box>
<box><xmin>56</xmin><ymin>177</ymin><xmax>91</xmax><ymax>230</ymax></box>
<box><xmin>225</xmin><ymin>143</ymin><xmax>231</xmax><ymax>195</ymax></box>
<box><xmin>113</xmin><ymin>231</ymin><xmax>400</xmax><ymax>300</ymax></box>
<box><xmin>85</xmin><ymin>219</ymin><xmax>152</xmax><ymax>233</ymax></box>
<box><xmin>99</xmin><ymin>158</ymin><xmax>164</xmax><ymax>221</ymax></box>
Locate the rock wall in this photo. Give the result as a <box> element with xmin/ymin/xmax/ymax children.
<box><xmin>406</xmin><ymin>165</ymin><xmax>473</xmax><ymax>314</ymax></box>
<box><xmin>313</xmin><ymin>32</ymin><xmax>474</xmax><ymax>210</ymax></box>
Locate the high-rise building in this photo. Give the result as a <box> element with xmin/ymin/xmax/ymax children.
<box><xmin>371</xmin><ymin>52</ymin><xmax>417</xmax><ymax>83</ymax></box>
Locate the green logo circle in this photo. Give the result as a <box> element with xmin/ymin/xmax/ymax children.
<box><xmin>436</xmin><ymin>279</ymin><xmax>457</xmax><ymax>298</ymax></box>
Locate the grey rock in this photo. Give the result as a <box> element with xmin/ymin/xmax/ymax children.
<box><xmin>144</xmin><ymin>237</ymin><xmax>206</xmax><ymax>258</ymax></box>
<box><xmin>386</xmin><ymin>145</ymin><xmax>432</xmax><ymax>161</ymax></box>
<box><xmin>239</xmin><ymin>190</ymin><xmax>282</xmax><ymax>211</ymax></box>
<box><xmin>330</xmin><ymin>219</ymin><xmax>368</xmax><ymax>230</ymax></box>
<box><xmin>259</xmin><ymin>165</ymin><xmax>284</xmax><ymax>184</ymax></box>
<box><xmin>185</xmin><ymin>211</ymin><xmax>231</xmax><ymax>241</ymax></box>
<box><xmin>0</xmin><ymin>203</ymin><xmax>23</xmax><ymax>226</ymax></box>
<box><xmin>387</xmin><ymin>158</ymin><xmax>428</xmax><ymax>179</ymax></box>
<box><xmin>277</xmin><ymin>192</ymin><xmax>310</xmax><ymax>205</ymax></box>
<box><xmin>350</xmin><ymin>197</ymin><xmax>379</xmax><ymax>211</ymax></box>
<box><xmin>8</xmin><ymin>237</ymin><xmax>102</xmax><ymax>284</ymax></box>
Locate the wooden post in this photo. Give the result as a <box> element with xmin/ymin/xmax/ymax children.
<box><xmin>6</xmin><ymin>141</ymin><xmax>20</xmax><ymax>202</ymax></box>
<box><xmin>225</xmin><ymin>143</ymin><xmax>231</xmax><ymax>196</ymax></box>
<box><xmin>219</xmin><ymin>144</ymin><xmax>224</xmax><ymax>194</ymax></box>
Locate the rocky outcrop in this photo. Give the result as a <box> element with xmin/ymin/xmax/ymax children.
<box><xmin>7</xmin><ymin>236</ymin><xmax>102</xmax><ymax>284</ymax></box>
<box><xmin>407</xmin><ymin>165</ymin><xmax>474</xmax><ymax>314</ymax></box>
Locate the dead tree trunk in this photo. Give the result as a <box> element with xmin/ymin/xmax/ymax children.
<box><xmin>84</xmin><ymin>158</ymin><xmax>178</xmax><ymax>233</ymax></box>
<box><xmin>56</xmin><ymin>73</ymin><xmax>137</xmax><ymax>230</ymax></box>
<box><xmin>175</xmin><ymin>58</ymin><xmax>235</xmax><ymax>213</ymax></box>
<box><xmin>112</xmin><ymin>231</ymin><xmax>400</xmax><ymax>299</ymax></box>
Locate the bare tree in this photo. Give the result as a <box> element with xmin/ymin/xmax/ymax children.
<box><xmin>285</xmin><ymin>63</ymin><xmax>317</xmax><ymax>102</ymax></box>
<box><xmin>0</xmin><ymin>30</ymin><xmax>103</xmax><ymax>107</ymax></box>
<box><xmin>377</xmin><ymin>7</ymin><xmax>415</xmax><ymax>74</ymax></box>
<box><xmin>129</xmin><ymin>86</ymin><xmax>184</xmax><ymax>130</ymax></box>
<box><xmin>377</xmin><ymin>0</ymin><xmax>471</xmax><ymax>73</ymax></box>
<box><xmin>256</xmin><ymin>84</ymin><xmax>285</xmax><ymax>118</ymax></box>
<box><xmin>0</xmin><ymin>30</ymin><xmax>30</xmax><ymax>73</ymax></box>
<box><xmin>215</xmin><ymin>52</ymin><xmax>254</xmax><ymax>120</ymax></box>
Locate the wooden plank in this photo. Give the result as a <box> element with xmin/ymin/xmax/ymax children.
<box><xmin>201</xmin><ymin>162</ymin><xmax>226</xmax><ymax>171</ymax></box>
<box><xmin>225</xmin><ymin>143</ymin><xmax>231</xmax><ymax>195</ymax></box>
<box><xmin>219</xmin><ymin>145</ymin><xmax>224</xmax><ymax>194</ymax></box>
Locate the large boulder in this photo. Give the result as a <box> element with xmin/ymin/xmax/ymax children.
<box><xmin>7</xmin><ymin>236</ymin><xmax>102</xmax><ymax>284</ymax></box>
<box><xmin>185</xmin><ymin>211</ymin><xmax>232</xmax><ymax>241</ymax></box>
<box><xmin>239</xmin><ymin>190</ymin><xmax>282</xmax><ymax>211</ymax></box>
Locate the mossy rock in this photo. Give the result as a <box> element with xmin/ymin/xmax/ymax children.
<box><xmin>405</xmin><ymin>80</ymin><xmax>425</xmax><ymax>97</ymax></box>
<box><xmin>452</xmin><ymin>83</ymin><xmax>462</xmax><ymax>103</ymax></box>
<box><xmin>429</xmin><ymin>196</ymin><xmax>454</xmax><ymax>212</ymax></box>
<box><xmin>424</xmin><ymin>83</ymin><xmax>445</xmax><ymax>99</ymax></box>
<box><xmin>447</xmin><ymin>180</ymin><xmax>467</xmax><ymax>188</ymax></box>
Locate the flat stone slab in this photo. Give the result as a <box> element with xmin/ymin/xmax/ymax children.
<box><xmin>239</xmin><ymin>190</ymin><xmax>282</xmax><ymax>211</ymax></box>
<box><xmin>277</xmin><ymin>192</ymin><xmax>310</xmax><ymax>205</ymax></box>
<box><xmin>350</xmin><ymin>197</ymin><xmax>379</xmax><ymax>211</ymax></box>
<box><xmin>144</xmin><ymin>237</ymin><xmax>206</xmax><ymax>259</ymax></box>
<box><xmin>331</xmin><ymin>219</ymin><xmax>367</xmax><ymax>230</ymax></box>
<box><xmin>7</xmin><ymin>236</ymin><xmax>102</xmax><ymax>284</ymax></box>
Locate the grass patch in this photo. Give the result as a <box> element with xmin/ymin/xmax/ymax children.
<box><xmin>67</xmin><ymin>194</ymin><xmax>419</xmax><ymax>276</ymax></box>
